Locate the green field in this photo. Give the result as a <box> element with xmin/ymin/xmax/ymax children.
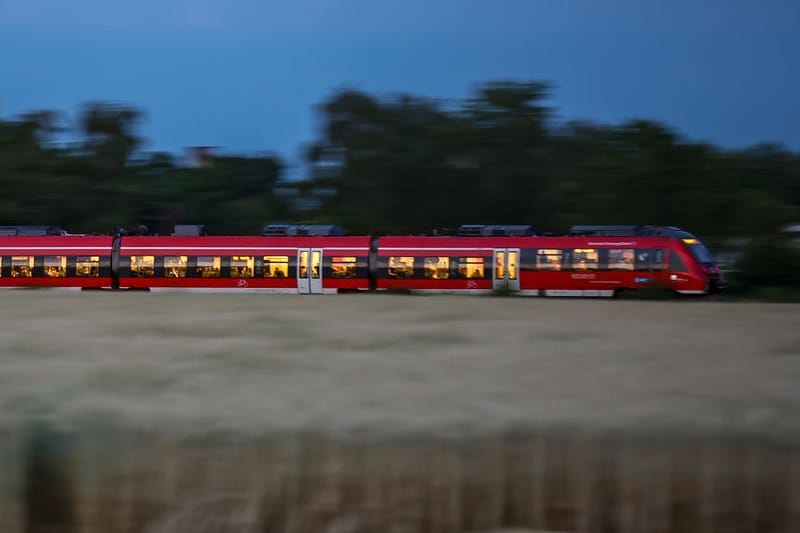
<box><xmin>1</xmin><ymin>292</ymin><xmax>799</xmax><ymax>532</ymax></box>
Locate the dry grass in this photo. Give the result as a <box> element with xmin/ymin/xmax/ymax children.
<box><xmin>0</xmin><ymin>291</ymin><xmax>798</xmax><ymax>438</ymax></box>
<box><xmin>13</xmin><ymin>429</ymin><xmax>800</xmax><ymax>533</ymax></box>
<box><xmin>0</xmin><ymin>291</ymin><xmax>798</xmax><ymax>532</ymax></box>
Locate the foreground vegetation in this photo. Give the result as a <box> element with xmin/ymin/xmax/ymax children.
<box><xmin>0</xmin><ymin>292</ymin><xmax>798</xmax><ymax>532</ymax></box>
<box><xmin>14</xmin><ymin>428</ymin><xmax>798</xmax><ymax>533</ymax></box>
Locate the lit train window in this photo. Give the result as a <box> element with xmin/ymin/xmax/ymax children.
<box><xmin>387</xmin><ymin>256</ymin><xmax>414</xmax><ymax>278</ymax></box>
<box><xmin>197</xmin><ymin>256</ymin><xmax>221</xmax><ymax>278</ymax></box>
<box><xmin>331</xmin><ymin>256</ymin><xmax>357</xmax><ymax>278</ymax></box>
<box><xmin>298</xmin><ymin>251</ymin><xmax>308</xmax><ymax>278</ymax></box>
<box><xmin>164</xmin><ymin>256</ymin><xmax>188</xmax><ymax>278</ymax></box>
<box><xmin>44</xmin><ymin>256</ymin><xmax>67</xmax><ymax>277</ymax></box>
<box><xmin>495</xmin><ymin>253</ymin><xmax>506</xmax><ymax>279</ymax></box>
<box><xmin>571</xmin><ymin>248</ymin><xmax>598</xmax><ymax>271</ymax></box>
<box><xmin>536</xmin><ymin>249</ymin><xmax>562</xmax><ymax>271</ymax></box>
<box><xmin>11</xmin><ymin>256</ymin><xmax>34</xmax><ymax>277</ymax></box>
<box><xmin>76</xmin><ymin>256</ymin><xmax>100</xmax><ymax>277</ymax></box>
<box><xmin>230</xmin><ymin>256</ymin><xmax>254</xmax><ymax>277</ymax></box>
<box><xmin>130</xmin><ymin>256</ymin><xmax>155</xmax><ymax>277</ymax></box>
<box><xmin>457</xmin><ymin>257</ymin><xmax>484</xmax><ymax>279</ymax></box>
<box><xmin>608</xmin><ymin>249</ymin><xmax>634</xmax><ymax>271</ymax></box>
<box><xmin>311</xmin><ymin>251</ymin><xmax>321</xmax><ymax>279</ymax></box>
<box><xmin>424</xmin><ymin>257</ymin><xmax>450</xmax><ymax>279</ymax></box>
<box><xmin>507</xmin><ymin>252</ymin><xmax>518</xmax><ymax>280</ymax></box>
<box><xmin>263</xmin><ymin>256</ymin><xmax>289</xmax><ymax>278</ymax></box>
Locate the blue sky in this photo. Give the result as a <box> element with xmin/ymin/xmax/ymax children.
<box><xmin>1</xmin><ymin>0</ymin><xmax>798</xmax><ymax>174</ymax></box>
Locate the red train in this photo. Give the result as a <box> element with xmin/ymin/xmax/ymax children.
<box><xmin>0</xmin><ymin>224</ymin><xmax>725</xmax><ymax>296</ymax></box>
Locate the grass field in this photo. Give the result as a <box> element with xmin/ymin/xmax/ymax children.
<box><xmin>1</xmin><ymin>292</ymin><xmax>799</xmax><ymax>532</ymax></box>
<box><xmin>1</xmin><ymin>291</ymin><xmax>798</xmax><ymax>437</ymax></box>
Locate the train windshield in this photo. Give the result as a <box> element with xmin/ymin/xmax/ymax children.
<box><xmin>684</xmin><ymin>240</ymin><xmax>714</xmax><ymax>264</ymax></box>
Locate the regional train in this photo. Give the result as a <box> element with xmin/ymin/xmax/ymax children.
<box><xmin>0</xmin><ymin>224</ymin><xmax>725</xmax><ymax>296</ymax></box>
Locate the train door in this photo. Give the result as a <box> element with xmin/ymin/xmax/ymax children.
<box><xmin>297</xmin><ymin>248</ymin><xmax>323</xmax><ymax>294</ymax></box>
<box><xmin>493</xmin><ymin>248</ymin><xmax>520</xmax><ymax>292</ymax></box>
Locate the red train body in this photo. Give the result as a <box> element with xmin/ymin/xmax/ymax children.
<box><xmin>117</xmin><ymin>236</ymin><xmax>371</xmax><ymax>293</ymax></box>
<box><xmin>0</xmin><ymin>235</ymin><xmax>114</xmax><ymax>289</ymax></box>
<box><xmin>0</xmin><ymin>225</ymin><xmax>725</xmax><ymax>296</ymax></box>
<box><xmin>376</xmin><ymin>234</ymin><xmax>722</xmax><ymax>296</ymax></box>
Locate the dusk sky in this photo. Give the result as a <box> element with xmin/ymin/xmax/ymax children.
<box><xmin>2</xmin><ymin>0</ymin><xmax>798</xmax><ymax>174</ymax></box>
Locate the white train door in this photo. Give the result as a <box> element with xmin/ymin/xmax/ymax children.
<box><xmin>297</xmin><ymin>248</ymin><xmax>323</xmax><ymax>294</ymax></box>
<box><xmin>493</xmin><ymin>248</ymin><xmax>520</xmax><ymax>292</ymax></box>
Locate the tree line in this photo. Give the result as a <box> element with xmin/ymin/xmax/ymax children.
<box><xmin>1</xmin><ymin>82</ymin><xmax>799</xmax><ymax>293</ymax></box>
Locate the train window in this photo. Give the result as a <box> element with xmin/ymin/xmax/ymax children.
<box><xmin>571</xmin><ymin>248</ymin><xmax>598</xmax><ymax>271</ymax></box>
<box><xmin>263</xmin><ymin>256</ymin><xmax>289</xmax><ymax>278</ymax></box>
<box><xmin>11</xmin><ymin>256</ymin><xmax>34</xmax><ymax>277</ymax></box>
<box><xmin>653</xmin><ymin>249</ymin><xmax>666</xmax><ymax>271</ymax></box>
<box><xmin>495</xmin><ymin>253</ymin><xmax>505</xmax><ymax>279</ymax></box>
<box><xmin>424</xmin><ymin>257</ymin><xmax>450</xmax><ymax>279</ymax></box>
<box><xmin>387</xmin><ymin>256</ymin><xmax>414</xmax><ymax>278</ymax></box>
<box><xmin>520</xmin><ymin>249</ymin><xmax>537</xmax><ymax>271</ymax></box>
<box><xmin>298</xmin><ymin>251</ymin><xmax>308</xmax><ymax>278</ymax></box>
<box><xmin>164</xmin><ymin>256</ymin><xmax>188</xmax><ymax>278</ymax></box>
<box><xmin>508</xmin><ymin>252</ymin><xmax>518</xmax><ymax>280</ymax></box>
<box><xmin>457</xmin><ymin>257</ymin><xmax>484</xmax><ymax>279</ymax></box>
<box><xmin>331</xmin><ymin>256</ymin><xmax>357</xmax><ymax>278</ymax></box>
<box><xmin>76</xmin><ymin>256</ymin><xmax>101</xmax><ymax>277</ymax></box>
<box><xmin>197</xmin><ymin>256</ymin><xmax>221</xmax><ymax>277</ymax></box>
<box><xmin>608</xmin><ymin>249</ymin><xmax>634</xmax><ymax>271</ymax></box>
<box><xmin>311</xmin><ymin>251</ymin><xmax>321</xmax><ymax>279</ymax></box>
<box><xmin>669</xmin><ymin>250</ymin><xmax>687</xmax><ymax>272</ymax></box>
<box><xmin>536</xmin><ymin>249</ymin><xmax>562</xmax><ymax>271</ymax></box>
<box><xmin>230</xmin><ymin>256</ymin><xmax>254</xmax><ymax>277</ymax></box>
<box><xmin>635</xmin><ymin>249</ymin><xmax>653</xmax><ymax>270</ymax></box>
<box><xmin>130</xmin><ymin>256</ymin><xmax>155</xmax><ymax>277</ymax></box>
<box><xmin>44</xmin><ymin>256</ymin><xmax>67</xmax><ymax>277</ymax></box>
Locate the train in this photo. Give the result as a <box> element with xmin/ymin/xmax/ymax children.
<box><xmin>0</xmin><ymin>224</ymin><xmax>725</xmax><ymax>296</ymax></box>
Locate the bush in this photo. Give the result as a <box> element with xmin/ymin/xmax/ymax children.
<box><xmin>735</xmin><ymin>238</ymin><xmax>800</xmax><ymax>289</ymax></box>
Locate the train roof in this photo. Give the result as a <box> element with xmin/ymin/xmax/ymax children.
<box><xmin>0</xmin><ymin>225</ymin><xmax>68</xmax><ymax>236</ymax></box>
<box><xmin>117</xmin><ymin>235</ymin><xmax>370</xmax><ymax>253</ymax></box>
<box><xmin>377</xmin><ymin>234</ymin><xmax>676</xmax><ymax>247</ymax></box>
<box><xmin>457</xmin><ymin>224</ymin><xmax>538</xmax><ymax>236</ymax></box>
<box><xmin>568</xmin><ymin>225</ymin><xmax>694</xmax><ymax>238</ymax></box>
<box><xmin>263</xmin><ymin>224</ymin><xmax>349</xmax><ymax>236</ymax></box>
<box><xmin>0</xmin><ymin>223</ymin><xmax>700</xmax><ymax>240</ymax></box>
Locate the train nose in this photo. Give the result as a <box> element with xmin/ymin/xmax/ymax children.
<box><xmin>704</xmin><ymin>264</ymin><xmax>725</xmax><ymax>292</ymax></box>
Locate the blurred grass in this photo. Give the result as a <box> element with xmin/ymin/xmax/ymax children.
<box><xmin>0</xmin><ymin>292</ymin><xmax>798</xmax><ymax>532</ymax></box>
<box><xmin>13</xmin><ymin>428</ymin><xmax>800</xmax><ymax>533</ymax></box>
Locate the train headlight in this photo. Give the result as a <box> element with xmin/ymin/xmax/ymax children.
<box><xmin>670</xmin><ymin>274</ymin><xmax>678</xmax><ymax>281</ymax></box>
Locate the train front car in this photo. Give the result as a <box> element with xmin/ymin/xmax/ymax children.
<box><xmin>0</xmin><ymin>228</ymin><xmax>114</xmax><ymax>289</ymax></box>
<box><xmin>376</xmin><ymin>224</ymin><xmax>728</xmax><ymax>297</ymax></box>
<box><xmin>671</xmin><ymin>230</ymin><xmax>726</xmax><ymax>294</ymax></box>
<box><xmin>117</xmin><ymin>230</ymin><xmax>371</xmax><ymax>293</ymax></box>
<box><xmin>566</xmin><ymin>226</ymin><xmax>725</xmax><ymax>296</ymax></box>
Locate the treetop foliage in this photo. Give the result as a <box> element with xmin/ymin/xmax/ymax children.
<box><xmin>0</xmin><ymin>82</ymin><xmax>797</xmax><ymax>243</ymax></box>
